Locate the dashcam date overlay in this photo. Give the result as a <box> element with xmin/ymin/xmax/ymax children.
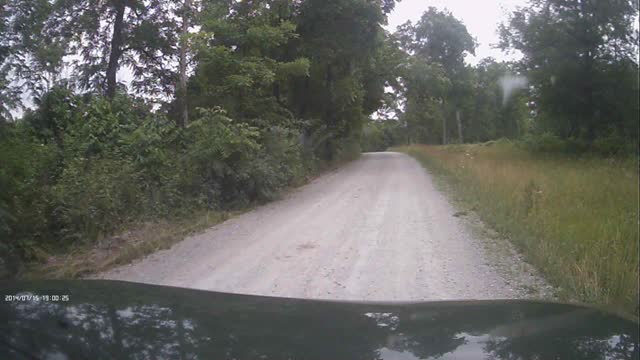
<box><xmin>5</xmin><ymin>294</ymin><xmax>70</xmax><ymax>302</ymax></box>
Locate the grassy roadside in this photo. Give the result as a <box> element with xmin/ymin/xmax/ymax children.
<box><xmin>23</xmin><ymin>210</ymin><xmax>234</xmax><ymax>279</ymax></box>
<box><xmin>22</xmin><ymin>155</ymin><xmax>359</xmax><ymax>280</ymax></box>
<box><xmin>395</xmin><ymin>142</ymin><xmax>639</xmax><ymax>314</ymax></box>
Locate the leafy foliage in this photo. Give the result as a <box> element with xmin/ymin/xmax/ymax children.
<box><xmin>361</xmin><ymin>119</ymin><xmax>404</xmax><ymax>152</ymax></box>
<box><xmin>0</xmin><ymin>0</ymin><xmax>65</xmax><ymax>119</ymax></box>
<box><xmin>375</xmin><ymin>2</ymin><xmax>638</xmax><ymax>150</ymax></box>
<box><xmin>499</xmin><ymin>0</ymin><xmax>639</xmax><ymax>142</ymax></box>
<box><xmin>393</xmin><ymin>7</ymin><xmax>478</xmax><ymax>144</ymax></box>
<box><xmin>0</xmin><ymin>92</ymin><xmax>314</xmax><ymax>276</ymax></box>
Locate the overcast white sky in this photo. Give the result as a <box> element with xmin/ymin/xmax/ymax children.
<box><xmin>385</xmin><ymin>0</ymin><xmax>528</xmax><ymax>64</ymax></box>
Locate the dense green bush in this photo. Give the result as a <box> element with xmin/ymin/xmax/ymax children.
<box><xmin>0</xmin><ymin>123</ymin><xmax>58</xmax><ymax>265</ymax></box>
<box><xmin>521</xmin><ymin>133</ymin><xmax>571</xmax><ymax>153</ymax></box>
<box><xmin>251</xmin><ymin>126</ymin><xmax>306</xmax><ymax>200</ymax></box>
<box><xmin>360</xmin><ymin>120</ymin><xmax>404</xmax><ymax>152</ymax></box>
<box><xmin>0</xmin><ymin>88</ymin><xmax>340</xmax><ymax>277</ymax></box>
<box><xmin>51</xmin><ymin>158</ymin><xmax>140</xmax><ymax>243</ymax></box>
<box><xmin>521</xmin><ymin>132</ymin><xmax>636</xmax><ymax>156</ymax></box>
<box><xmin>361</xmin><ymin>122</ymin><xmax>386</xmax><ymax>152</ymax></box>
<box><xmin>183</xmin><ymin>108</ymin><xmax>262</xmax><ymax>207</ymax></box>
<box><xmin>592</xmin><ymin>133</ymin><xmax>637</xmax><ymax>156</ymax></box>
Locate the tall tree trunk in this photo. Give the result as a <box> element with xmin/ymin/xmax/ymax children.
<box><xmin>442</xmin><ymin>99</ymin><xmax>447</xmax><ymax>145</ymax></box>
<box><xmin>326</xmin><ymin>63</ymin><xmax>334</xmax><ymax>98</ymax></box>
<box><xmin>442</xmin><ymin>116</ymin><xmax>447</xmax><ymax>145</ymax></box>
<box><xmin>177</xmin><ymin>0</ymin><xmax>191</xmax><ymax>128</ymax></box>
<box><xmin>106</xmin><ymin>1</ymin><xmax>126</xmax><ymax>99</ymax></box>
<box><xmin>456</xmin><ymin>110</ymin><xmax>463</xmax><ymax>144</ymax></box>
<box><xmin>579</xmin><ymin>0</ymin><xmax>596</xmax><ymax>140</ymax></box>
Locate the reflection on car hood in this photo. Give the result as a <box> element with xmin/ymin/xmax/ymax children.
<box><xmin>1</xmin><ymin>280</ymin><xmax>638</xmax><ymax>360</ymax></box>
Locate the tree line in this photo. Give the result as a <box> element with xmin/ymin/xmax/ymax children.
<box><xmin>362</xmin><ymin>1</ymin><xmax>639</xmax><ymax>153</ymax></box>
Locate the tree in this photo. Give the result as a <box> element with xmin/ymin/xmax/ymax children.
<box><xmin>292</xmin><ymin>0</ymin><xmax>393</xmax><ymax>158</ymax></box>
<box><xmin>401</xmin><ymin>7</ymin><xmax>476</xmax><ymax>72</ymax></box>
<box><xmin>189</xmin><ymin>0</ymin><xmax>309</xmax><ymax>127</ymax></box>
<box><xmin>47</xmin><ymin>0</ymin><xmax>179</xmax><ymax>99</ymax></box>
<box><xmin>0</xmin><ymin>0</ymin><xmax>66</xmax><ymax>119</ymax></box>
<box><xmin>177</xmin><ymin>0</ymin><xmax>196</xmax><ymax>128</ymax></box>
<box><xmin>395</xmin><ymin>8</ymin><xmax>476</xmax><ymax>144</ymax></box>
<box><xmin>399</xmin><ymin>57</ymin><xmax>450</xmax><ymax>144</ymax></box>
<box><xmin>463</xmin><ymin>58</ymin><xmax>529</xmax><ymax>142</ymax></box>
<box><xmin>499</xmin><ymin>0</ymin><xmax>639</xmax><ymax>141</ymax></box>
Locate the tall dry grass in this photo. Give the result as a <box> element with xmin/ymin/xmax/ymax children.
<box><xmin>397</xmin><ymin>141</ymin><xmax>639</xmax><ymax>314</ymax></box>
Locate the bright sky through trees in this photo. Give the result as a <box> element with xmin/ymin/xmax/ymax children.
<box><xmin>386</xmin><ymin>0</ymin><xmax>527</xmax><ymax>64</ymax></box>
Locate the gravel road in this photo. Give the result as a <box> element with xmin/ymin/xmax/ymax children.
<box><xmin>99</xmin><ymin>152</ymin><xmax>552</xmax><ymax>301</ymax></box>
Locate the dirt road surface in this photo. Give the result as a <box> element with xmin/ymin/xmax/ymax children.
<box><xmin>99</xmin><ymin>152</ymin><xmax>552</xmax><ymax>301</ymax></box>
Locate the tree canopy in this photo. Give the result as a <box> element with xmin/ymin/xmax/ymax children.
<box><xmin>499</xmin><ymin>0</ymin><xmax>639</xmax><ymax>140</ymax></box>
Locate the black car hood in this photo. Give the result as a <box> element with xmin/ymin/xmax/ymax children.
<box><xmin>1</xmin><ymin>280</ymin><xmax>638</xmax><ymax>360</ymax></box>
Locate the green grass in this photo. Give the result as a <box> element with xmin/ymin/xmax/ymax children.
<box><xmin>395</xmin><ymin>141</ymin><xmax>639</xmax><ymax>314</ymax></box>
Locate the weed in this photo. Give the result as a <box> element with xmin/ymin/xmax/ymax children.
<box><xmin>397</xmin><ymin>143</ymin><xmax>639</xmax><ymax>314</ymax></box>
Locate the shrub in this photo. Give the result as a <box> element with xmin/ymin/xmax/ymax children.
<box><xmin>0</xmin><ymin>92</ymin><xmax>356</xmax><ymax>278</ymax></box>
<box><xmin>522</xmin><ymin>132</ymin><xmax>635</xmax><ymax>156</ymax></box>
<box><xmin>183</xmin><ymin>108</ymin><xmax>262</xmax><ymax>207</ymax></box>
<box><xmin>0</xmin><ymin>123</ymin><xmax>57</xmax><ymax>264</ymax></box>
<box><xmin>250</xmin><ymin>126</ymin><xmax>305</xmax><ymax>200</ymax></box>
<box><xmin>183</xmin><ymin>109</ymin><xmax>308</xmax><ymax>207</ymax></box>
<box><xmin>360</xmin><ymin>120</ymin><xmax>404</xmax><ymax>152</ymax></box>
<box><xmin>361</xmin><ymin>122</ymin><xmax>385</xmax><ymax>152</ymax></box>
<box><xmin>51</xmin><ymin>157</ymin><xmax>140</xmax><ymax>243</ymax></box>
<box><xmin>592</xmin><ymin>133</ymin><xmax>635</xmax><ymax>156</ymax></box>
<box><xmin>0</xmin><ymin>95</ymin><xmax>177</xmax><ymax>275</ymax></box>
<box><xmin>521</xmin><ymin>132</ymin><xmax>568</xmax><ymax>153</ymax></box>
